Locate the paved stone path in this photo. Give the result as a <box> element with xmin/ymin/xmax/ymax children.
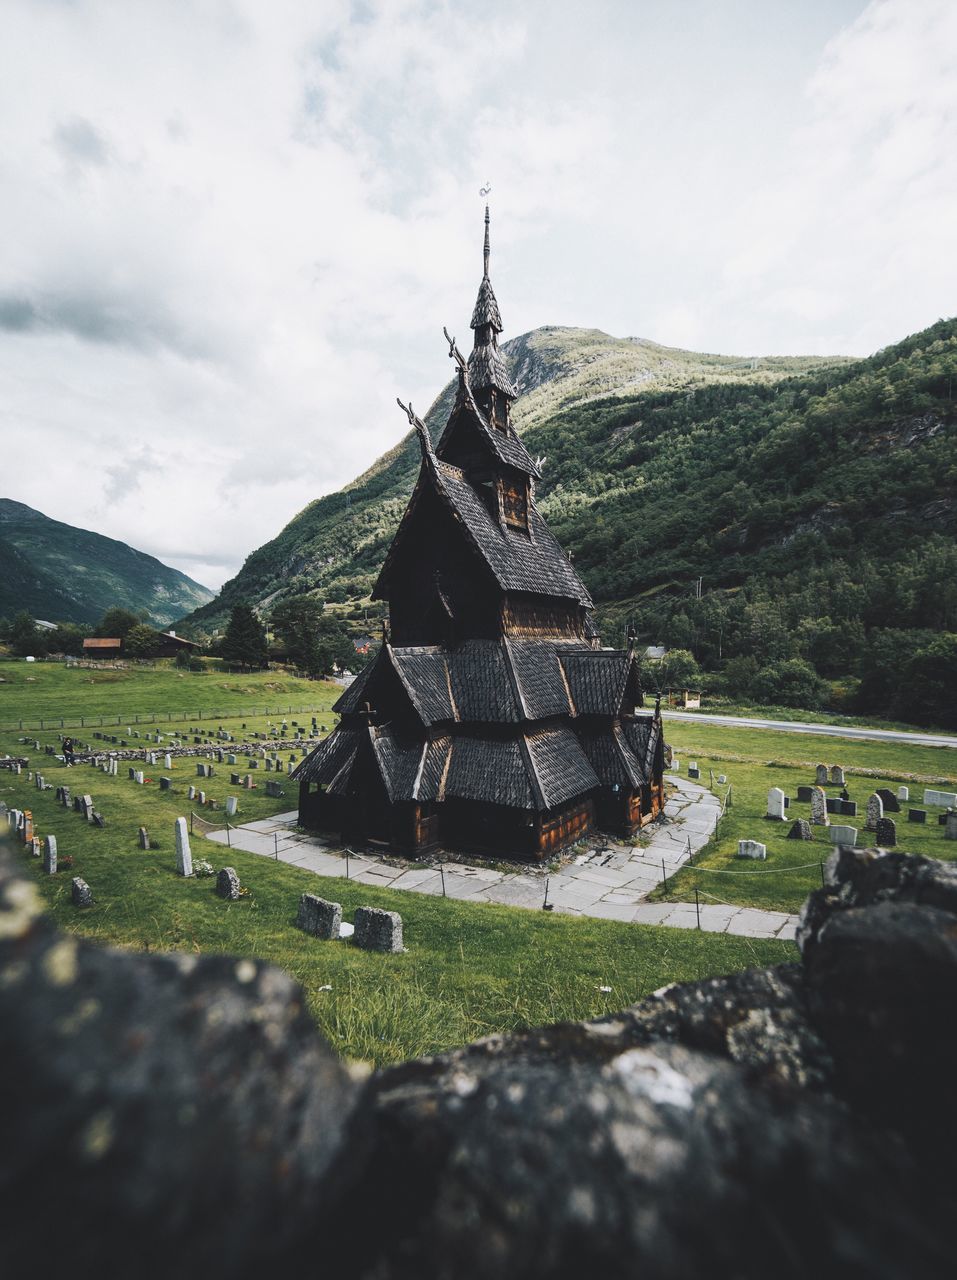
<box><xmin>206</xmin><ymin>775</ymin><xmax>800</xmax><ymax>942</ymax></box>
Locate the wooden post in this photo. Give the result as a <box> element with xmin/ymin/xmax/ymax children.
<box><xmin>661</xmin><ymin>858</ymin><xmax>667</xmax><ymax>891</ymax></box>
<box><xmin>695</xmin><ymin>887</ymin><xmax>700</xmax><ymax>930</ymax></box>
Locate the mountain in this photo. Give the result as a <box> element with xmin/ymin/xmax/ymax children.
<box><xmin>183</xmin><ymin>327</ymin><xmax>851</xmax><ymax>633</ymax></box>
<box><xmin>180</xmin><ymin>317</ymin><xmax>957</xmax><ymax>720</ymax></box>
<box><xmin>0</xmin><ymin>500</ymin><xmax>214</xmax><ymax>626</ymax></box>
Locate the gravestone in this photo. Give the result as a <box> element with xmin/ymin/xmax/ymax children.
<box><xmin>354</xmin><ymin>906</ymin><xmax>404</xmax><ymax>952</ymax></box>
<box><xmin>197</xmin><ymin>791</ymin><xmax>206</xmax><ymax>806</ymax></box>
<box><xmin>924</xmin><ymin>789</ymin><xmax>957</xmax><ymax>808</ymax></box>
<box><xmin>265</xmin><ymin>758</ymin><xmax>273</xmax><ymax>772</ymax></box>
<box><xmin>30</xmin><ymin>836</ymin><xmax>42</xmax><ymax>857</ymax></box>
<box><xmin>188</xmin><ymin>786</ymin><xmax>196</xmax><ymax>801</ymax></box>
<box><xmin>815</xmin><ymin>764</ymin><xmax>829</xmax><ymax>786</ymax></box>
<box><xmin>43</xmin><ymin>835</ymin><xmax>57</xmax><ymax>875</ymax></box>
<box><xmin>134</xmin><ymin>771</ymin><xmax>144</xmax><ymax>785</ymax></box>
<box><xmin>92</xmin><ymin>812</ymin><xmax>106</xmax><ymax>828</ymax></box>
<box><xmin>71</xmin><ymin>877</ymin><xmax>94</xmax><ymax>907</ymax></box>
<box><xmin>787</xmin><ymin>819</ymin><xmax>813</xmax><ymax>841</ymax></box>
<box><xmin>830</xmin><ymin>765</ymin><xmax>846</xmax><ymax>786</ymax></box>
<box><xmin>265</xmin><ymin>780</ymin><xmax>285</xmax><ymax>799</ymax></box>
<box><xmin>796</xmin><ymin>785</ymin><xmax>814</xmax><ymax>803</ymax></box>
<box><xmin>897</xmin><ymin>786</ymin><xmax>909</xmax><ymax>802</ymax></box>
<box><xmin>297</xmin><ymin>893</ymin><xmax>342</xmax><ymax>940</ymax></box>
<box><xmin>216</xmin><ymin>867</ymin><xmax>241</xmax><ymax>900</ymax></box>
<box><xmin>810</xmin><ymin>787</ymin><xmax>829</xmax><ymax>826</ymax></box>
<box><xmin>165</xmin><ymin>755</ymin><xmax>173</xmax><ymax>770</ymax></box>
<box><xmin>243</xmin><ymin>775</ymin><xmax>253</xmax><ymax>790</ymax></box>
<box><xmin>129</xmin><ymin>767</ymin><xmax>137</xmax><ymax>780</ymax></box>
<box><xmin>840</xmin><ymin>800</ymin><xmax>858</xmax><ymax>818</ymax></box>
<box><xmin>230</xmin><ymin>773</ymin><xmax>241</xmax><ymax>785</ymax></box>
<box><xmin>227</xmin><ymin>754</ymin><xmax>238</xmax><ymax>766</ymax></box>
<box><xmin>160</xmin><ymin>777</ymin><xmax>171</xmax><ymax>791</ymax></box>
<box><xmin>908</xmin><ymin>809</ymin><xmax>927</xmax><ymax>824</ymax></box>
<box><xmin>225</xmin><ymin>797</ymin><xmax>238</xmax><ymax>818</ymax></box>
<box><xmin>945</xmin><ymin>811</ymin><xmax>957</xmax><ymax>841</ymax></box>
<box><xmin>688</xmin><ymin>762</ymin><xmax>700</xmax><ymax>780</ymax></box>
<box><xmin>138</xmin><ymin>827</ymin><xmax>150</xmax><ymax>850</ymax></box>
<box><xmin>174</xmin><ymin>817</ymin><xmax>192</xmax><ymax>877</ymax></box>
<box><xmin>865</xmin><ymin>793</ymin><xmax>884</xmax><ymax>831</ymax></box>
<box><xmin>876</xmin><ymin>788</ymin><xmax>900</xmax><ymax>813</ymax></box>
<box><xmin>826</xmin><ymin>797</ymin><xmax>841</xmax><ymax>814</ymax></box>
<box><xmin>61</xmin><ymin>787</ymin><xmax>71</xmax><ymax>808</ymax></box>
<box><xmin>766</xmin><ymin>787</ymin><xmax>786</xmax><ymax>821</ymax></box>
<box><xmin>22</xmin><ymin>811</ymin><xmax>33</xmax><ymax>842</ymax></box>
<box><xmin>197</xmin><ymin>763</ymin><xmax>207</xmax><ymax>777</ymax></box>
<box><xmin>829</xmin><ymin>825</ymin><xmax>858</xmax><ymax>846</ymax></box>
<box><xmin>736</xmin><ymin>840</ymin><xmax>767</xmax><ymax>860</ymax></box>
<box><xmin>875</xmin><ymin>817</ymin><xmax>897</xmax><ymax>847</ymax></box>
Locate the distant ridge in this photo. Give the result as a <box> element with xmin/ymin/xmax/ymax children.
<box><xmin>0</xmin><ymin>499</ymin><xmax>214</xmax><ymax>625</ymax></box>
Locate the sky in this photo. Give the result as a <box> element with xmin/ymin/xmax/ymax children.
<box><xmin>1</xmin><ymin>0</ymin><xmax>955</xmax><ymax>591</ymax></box>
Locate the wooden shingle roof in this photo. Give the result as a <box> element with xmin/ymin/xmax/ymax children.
<box><xmin>435</xmin><ymin>381</ymin><xmax>538</xmax><ymax>477</ymax></box>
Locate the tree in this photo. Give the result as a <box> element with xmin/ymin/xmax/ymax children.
<box><xmin>271</xmin><ymin>595</ymin><xmax>354</xmax><ymax>677</ymax></box>
<box><xmin>751</xmin><ymin>658</ymin><xmax>830</xmax><ymax>710</ymax></box>
<box><xmin>7</xmin><ymin>612</ymin><xmax>45</xmax><ymax>657</ymax></box>
<box><xmin>123</xmin><ymin>624</ymin><xmax>162</xmax><ymax>657</ymax></box>
<box><xmin>900</xmin><ymin>634</ymin><xmax>957</xmax><ymax>729</ymax></box>
<box><xmin>49</xmin><ymin>622</ymin><xmax>90</xmax><ymax>655</ymax></box>
<box><xmin>97</xmin><ymin>608</ymin><xmax>142</xmax><ymax>639</ymax></box>
<box><xmin>220</xmin><ymin>604</ymin><xmax>268</xmax><ymax>670</ymax></box>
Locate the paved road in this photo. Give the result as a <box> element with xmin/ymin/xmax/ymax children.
<box><xmin>207</xmin><ymin>776</ymin><xmax>800</xmax><ymax>942</ymax></box>
<box><xmin>661</xmin><ymin>710</ymin><xmax>957</xmax><ymax>750</ymax></box>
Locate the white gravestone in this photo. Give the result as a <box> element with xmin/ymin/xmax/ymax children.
<box><xmin>737</xmin><ymin>840</ymin><xmax>767</xmax><ymax>860</ymax></box>
<box><xmin>174</xmin><ymin>817</ymin><xmax>193</xmax><ymax>877</ymax></box>
<box><xmin>897</xmin><ymin>786</ymin><xmax>909</xmax><ymax>802</ymax></box>
<box><xmin>829</xmin><ymin>825</ymin><xmax>858</xmax><ymax>846</ymax></box>
<box><xmin>225</xmin><ymin>796</ymin><xmax>238</xmax><ymax>818</ymax></box>
<box><xmin>43</xmin><ymin>835</ymin><xmax>57</xmax><ymax>875</ymax></box>
<box><xmin>766</xmin><ymin>787</ymin><xmax>786</xmax><ymax>821</ymax></box>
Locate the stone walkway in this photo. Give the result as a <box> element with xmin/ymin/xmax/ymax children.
<box><xmin>205</xmin><ymin>775</ymin><xmax>799</xmax><ymax>941</ymax></box>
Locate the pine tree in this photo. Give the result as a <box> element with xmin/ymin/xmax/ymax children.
<box><xmin>220</xmin><ymin>604</ymin><xmax>268</xmax><ymax>670</ymax></box>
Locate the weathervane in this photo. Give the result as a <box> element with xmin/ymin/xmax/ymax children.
<box><xmin>479</xmin><ymin>182</ymin><xmax>492</xmax><ymax>197</ymax></box>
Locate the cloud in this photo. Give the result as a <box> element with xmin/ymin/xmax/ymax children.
<box><xmin>0</xmin><ymin>0</ymin><xmax>953</xmax><ymax>591</ymax></box>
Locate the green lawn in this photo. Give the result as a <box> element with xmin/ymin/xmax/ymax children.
<box><xmin>656</xmin><ymin>721</ymin><xmax>957</xmax><ymax>914</ymax></box>
<box><xmin>0</xmin><ymin>658</ymin><xmax>341</xmax><ymax>728</ymax></box>
<box><xmin>0</xmin><ymin>663</ymin><xmax>796</xmax><ymax>1066</ymax></box>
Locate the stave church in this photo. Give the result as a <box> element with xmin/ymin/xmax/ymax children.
<box><xmin>294</xmin><ymin>210</ymin><xmax>665</xmax><ymax>860</ymax></box>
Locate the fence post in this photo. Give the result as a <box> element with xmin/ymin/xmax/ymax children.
<box><xmin>274</xmin><ymin>832</ymin><xmax>278</xmax><ymax>860</ymax></box>
<box><xmin>695</xmin><ymin>887</ymin><xmax>700</xmax><ymax>930</ymax></box>
<box><xmin>820</xmin><ymin>860</ymin><xmax>825</xmax><ymax>889</ymax></box>
<box><xmin>661</xmin><ymin>858</ymin><xmax>667</xmax><ymax>891</ymax></box>
<box><xmin>440</xmin><ymin>865</ymin><xmax>446</xmax><ymax>897</ymax></box>
<box><xmin>345</xmin><ymin>850</ymin><xmax>350</xmax><ymax>879</ymax></box>
<box><xmin>226</xmin><ymin>824</ymin><xmax>231</xmax><ymax>849</ymax></box>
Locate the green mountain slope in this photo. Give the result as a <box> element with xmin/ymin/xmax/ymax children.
<box><xmin>184</xmin><ymin>327</ymin><xmax>849</xmax><ymax>633</ymax></box>
<box><xmin>0</xmin><ymin>500</ymin><xmax>214</xmax><ymax>626</ymax></box>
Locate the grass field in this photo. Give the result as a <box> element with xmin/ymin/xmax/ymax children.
<box><xmin>0</xmin><ymin>658</ymin><xmax>341</xmax><ymax>727</ymax></box>
<box><xmin>0</xmin><ymin>661</ymin><xmax>798</xmax><ymax>1066</ymax></box>
<box><xmin>656</xmin><ymin>720</ymin><xmax>957</xmax><ymax>913</ymax></box>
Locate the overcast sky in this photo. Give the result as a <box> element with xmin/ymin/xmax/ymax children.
<box><xmin>1</xmin><ymin>0</ymin><xmax>955</xmax><ymax>590</ymax></box>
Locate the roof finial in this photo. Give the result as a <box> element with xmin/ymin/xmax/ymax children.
<box><xmin>397</xmin><ymin>397</ymin><xmax>434</xmax><ymax>461</ymax></box>
<box><xmin>483</xmin><ymin>204</ymin><xmax>490</xmax><ymax>278</ymax></box>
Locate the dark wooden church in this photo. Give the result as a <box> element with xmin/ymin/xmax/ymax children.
<box><xmin>295</xmin><ymin>210</ymin><xmax>665</xmax><ymax>859</ymax></box>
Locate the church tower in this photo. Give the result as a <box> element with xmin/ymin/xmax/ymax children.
<box><xmin>294</xmin><ymin>211</ymin><xmax>665</xmax><ymax>859</ymax></box>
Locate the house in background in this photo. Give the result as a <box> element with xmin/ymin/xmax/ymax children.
<box><xmin>82</xmin><ymin>637</ymin><xmax>123</xmax><ymax>658</ymax></box>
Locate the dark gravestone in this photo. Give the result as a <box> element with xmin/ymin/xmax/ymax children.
<box><xmin>826</xmin><ymin>797</ymin><xmax>841</xmax><ymax>814</ymax></box>
<box><xmin>71</xmin><ymin>877</ymin><xmax>94</xmax><ymax>907</ymax></box>
<box><xmin>841</xmin><ymin>801</ymin><xmax>858</xmax><ymax>818</ymax></box>
<box><xmin>875</xmin><ymin>817</ymin><xmax>897</xmax><ymax>847</ymax></box>
<box><xmin>787</xmin><ymin>818</ymin><xmax>813</xmax><ymax>841</ymax></box>
<box><xmin>877</xmin><ymin>788</ymin><xmax>901</xmax><ymax>814</ymax></box>
<box><xmin>216</xmin><ymin>867</ymin><xmax>241</xmax><ymax>901</ymax></box>
<box><xmin>139</xmin><ymin>827</ymin><xmax>151</xmax><ymax>850</ymax></box>
<box><xmin>796</xmin><ymin>786</ymin><xmax>814</xmax><ymax>803</ymax></box>
<box><xmin>93</xmin><ymin>812</ymin><xmax>106</xmax><ymax>828</ymax></box>
<box><xmin>938</xmin><ymin>814</ymin><xmax>949</xmax><ymax>826</ymax></box>
<box><xmin>160</xmin><ymin>777</ymin><xmax>171</xmax><ymax>791</ymax></box>
<box><xmin>908</xmin><ymin>809</ymin><xmax>927</xmax><ymax>824</ymax></box>
<box><xmin>783</xmin><ymin>796</ymin><xmax>790</xmax><ymax>809</ymax></box>
<box><xmin>353</xmin><ymin>906</ymin><xmax>404</xmax><ymax>953</ymax></box>
<box><xmin>297</xmin><ymin>894</ymin><xmax>341</xmax><ymax>940</ymax></box>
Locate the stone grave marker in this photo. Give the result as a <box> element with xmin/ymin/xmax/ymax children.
<box><xmin>815</xmin><ymin>764</ymin><xmax>829</xmax><ymax>786</ymax></box>
<box><xmin>766</xmin><ymin>787</ymin><xmax>786</xmax><ymax>820</ymax></box>
<box><xmin>829</xmin><ymin>825</ymin><xmax>858</xmax><ymax>846</ymax></box>
<box><xmin>197</xmin><ymin>791</ymin><xmax>206</xmax><ymax>806</ymax></box>
<box><xmin>876</xmin><ymin>788</ymin><xmax>900</xmax><ymax>813</ymax></box>
<box><xmin>924</xmin><ymin>788</ymin><xmax>957</xmax><ymax>809</ymax></box>
<box><xmin>840</xmin><ymin>800</ymin><xmax>858</xmax><ymax>817</ymax></box>
<box><xmin>71</xmin><ymin>877</ymin><xmax>94</xmax><ymax>907</ymax></box>
<box><xmin>875</xmin><ymin>817</ymin><xmax>897</xmax><ymax>847</ymax></box>
<box><xmin>197</xmin><ymin>762</ymin><xmax>207</xmax><ymax>777</ymax></box>
<box><xmin>300</xmin><ymin>896</ymin><xmax>345</xmax><ymax>947</ymax></box>
<box><xmin>160</xmin><ymin>777</ymin><xmax>171</xmax><ymax>791</ymax></box>
<box><xmin>227</xmin><ymin>754</ymin><xmax>238</xmax><ymax>766</ymax></box>
<box><xmin>354</xmin><ymin>906</ymin><xmax>404</xmax><ymax>952</ymax></box>
<box><xmin>129</xmin><ymin>767</ymin><xmax>137</xmax><ymax>780</ymax></box>
<box><xmin>736</xmin><ymin>840</ymin><xmax>767</xmax><ymax>860</ymax></box>
<box><xmin>865</xmin><ymin>793</ymin><xmax>883</xmax><ymax>831</ymax></box>
<box><xmin>897</xmin><ymin>786</ymin><xmax>909</xmax><ymax>802</ymax></box>
<box><xmin>188</xmin><ymin>785</ymin><xmax>196</xmax><ymax>801</ymax></box>
<box><xmin>216</xmin><ymin>867</ymin><xmax>241</xmax><ymax>900</ymax></box>
<box><xmin>243</xmin><ymin>775</ymin><xmax>253</xmax><ymax>790</ymax></box>
<box><xmin>164</xmin><ymin>755</ymin><xmax>173</xmax><ymax>770</ymax></box>
<box><xmin>688</xmin><ymin>761</ymin><xmax>699</xmax><ymax>779</ymax></box>
<box><xmin>945</xmin><ymin>811</ymin><xmax>957</xmax><ymax>841</ymax></box>
<box><xmin>787</xmin><ymin>819</ymin><xmax>813</xmax><ymax>841</ymax></box>
<box><xmin>135</xmin><ymin>771</ymin><xmax>145</xmax><ymax>785</ymax></box>
<box><xmin>829</xmin><ymin>765</ymin><xmax>846</xmax><ymax>786</ymax></box>
<box><xmin>826</xmin><ymin>797</ymin><xmax>841</xmax><ymax>814</ymax></box>
<box><xmin>138</xmin><ymin>827</ymin><xmax>150</xmax><ymax>850</ymax></box>
<box><xmin>908</xmin><ymin>809</ymin><xmax>927</xmax><ymax>824</ymax></box>
<box><xmin>225</xmin><ymin>797</ymin><xmax>238</xmax><ymax>818</ymax></box>
<box><xmin>230</xmin><ymin>773</ymin><xmax>241</xmax><ymax>785</ymax></box>
<box><xmin>93</xmin><ymin>812</ymin><xmax>106</xmax><ymax>828</ymax></box>
<box><xmin>796</xmin><ymin>785</ymin><xmax>813</xmax><ymax>803</ymax></box>
<box><xmin>174</xmin><ymin>817</ymin><xmax>192</xmax><ymax>877</ymax></box>
<box><xmin>810</xmin><ymin>787</ymin><xmax>829</xmax><ymax>826</ymax></box>
<box><xmin>43</xmin><ymin>835</ymin><xmax>57</xmax><ymax>875</ymax></box>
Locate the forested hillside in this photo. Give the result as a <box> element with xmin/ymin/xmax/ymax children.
<box><xmin>0</xmin><ymin>500</ymin><xmax>214</xmax><ymax>625</ymax></box>
<box><xmin>181</xmin><ymin>318</ymin><xmax>957</xmax><ymax>724</ymax></box>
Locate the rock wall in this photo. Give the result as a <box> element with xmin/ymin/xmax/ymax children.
<box><xmin>1</xmin><ymin>843</ymin><xmax>954</xmax><ymax>1279</ymax></box>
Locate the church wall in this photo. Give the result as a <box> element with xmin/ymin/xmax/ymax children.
<box><xmin>501</xmin><ymin>593</ymin><xmax>585</xmax><ymax>640</ymax></box>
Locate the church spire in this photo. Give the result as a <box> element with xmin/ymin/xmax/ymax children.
<box><xmin>468</xmin><ymin>205</ymin><xmax>516</xmax><ymax>416</ymax></box>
